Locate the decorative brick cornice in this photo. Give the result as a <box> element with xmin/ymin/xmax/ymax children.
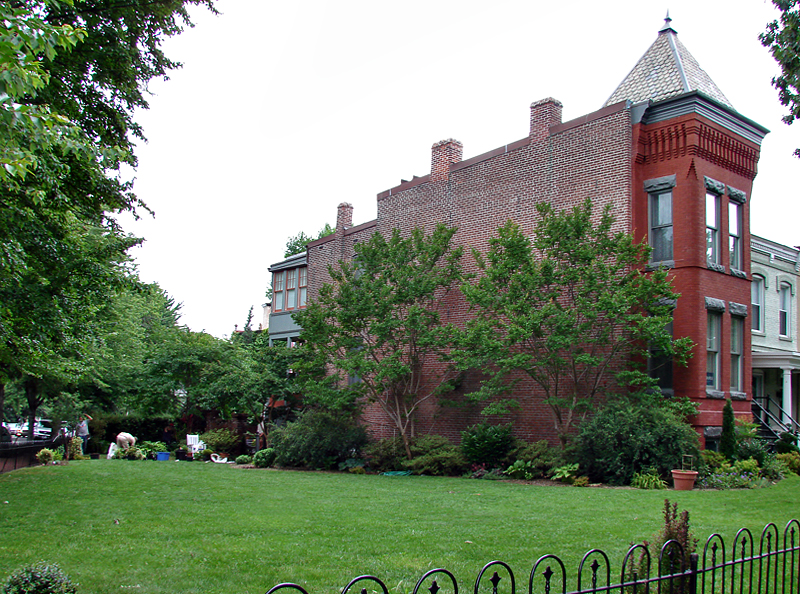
<box><xmin>635</xmin><ymin>121</ymin><xmax>760</xmax><ymax>179</ymax></box>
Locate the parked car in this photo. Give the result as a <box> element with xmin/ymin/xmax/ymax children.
<box><xmin>14</xmin><ymin>419</ymin><xmax>54</xmax><ymax>440</ymax></box>
<box><xmin>0</xmin><ymin>425</ymin><xmax>11</xmax><ymax>443</ymax></box>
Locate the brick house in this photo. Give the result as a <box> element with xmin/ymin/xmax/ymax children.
<box><xmin>270</xmin><ymin>17</ymin><xmax>772</xmax><ymax>448</ymax></box>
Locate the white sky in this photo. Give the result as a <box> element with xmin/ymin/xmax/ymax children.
<box><xmin>118</xmin><ymin>0</ymin><xmax>800</xmax><ymax>338</ymax></box>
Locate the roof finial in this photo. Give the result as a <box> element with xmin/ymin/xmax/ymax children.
<box><xmin>660</xmin><ymin>10</ymin><xmax>676</xmax><ymax>34</ymax></box>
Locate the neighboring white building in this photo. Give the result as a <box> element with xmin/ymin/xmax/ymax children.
<box><xmin>751</xmin><ymin>235</ymin><xmax>800</xmax><ymax>438</ymax></box>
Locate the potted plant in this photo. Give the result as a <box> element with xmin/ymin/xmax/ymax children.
<box><xmin>671</xmin><ymin>455</ymin><xmax>698</xmax><ymax>490</ymax></box>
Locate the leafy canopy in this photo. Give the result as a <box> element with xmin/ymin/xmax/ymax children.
<box><xmin>456</xmin><ymin>199</ymin><xmax>693</xmax><ymax>443</ymax></box>
<box><xmin>295</xmin><ymin>224</ymin><xmax>463</xmax><ymax>458</ymax></box>
<box><xmin>761</xmin><ymin>0</ymin><xmax>800</xmax><ymax>157</ymax></box>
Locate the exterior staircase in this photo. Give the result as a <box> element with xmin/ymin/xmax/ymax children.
<box><xmin>752</xmin><ymin>397</ymin><xmax>800</xmax><ymax>446</ymax></box>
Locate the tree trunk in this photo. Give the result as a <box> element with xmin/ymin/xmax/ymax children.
<box><xmin>400</xmin><ymin>427</ymin><xmax>412</xmax><ymax>460</ymax></box>
<box><xmin>24</xmin><ymin>376</ymin><xmax>41</xmax><ymax>440</ymax></box>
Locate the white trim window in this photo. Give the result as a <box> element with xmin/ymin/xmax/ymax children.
<box><xmin>707</xmin><ymin>312</ymin><xmax>721</xmax><ymax>389</ymax></box>
<box><xmin>273</xmin><ymin>271</ymin><xmax>285</xmax><ymax>311</ymax></box>
<box><xmin>730</xmin><ymin>317</ymin><xmax>743</xmax><ymax>391</ymax></box>
<box><xmin>751</xmin><ymin>275</ymin><xmax>765</xmax><ymax>332</ymax></box>
<box><xmin>649</xmin><ymin>191</ymin><xmax>673</xmax><ymax>263</ymax></box>
<box><xmin>729</xmin><ymin>201</ymin><xmax>742</xmax><ymax>270</ymax></box>
<box><xmin>286</xmin><ymin>268</ymin><xmax>297</xmax><ymax>310</ymax></box>
<box><xmin>299</xmin><ymin>267</ymin><xmax>308</xmax><ymax>308</ymax></box>
<box><xmin>779</xmin><ymin>282</ymin><xmax>792</xmax><ymax>337</ymax></box>
<box><xmin>706</xmin><ymin>193</ymin><xmax>720</xmax><ymax>265</ymax></box>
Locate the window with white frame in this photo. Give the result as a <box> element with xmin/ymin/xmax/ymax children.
<box><xmin>286</xmin><ymin>268</ymin><xmax>297</xmax><ymax>310</ymax></box>
<box><xmin>273</xmin><ymin>271</ymin><xmax>285</xmax><ymax>311</ymax></box>
<box><xmin>299</xmin><ymin>267</ymin><xmax>308</xmax><ymax>308</ymax></box>
<box><xmin>731</xmin><ymin>316</ymin><xmax>743</xmax><ymax>391</ymax></box>
<box><xmin>272</xmin><ymin>266</ymin><xmax>308</xmax><ymax>313</ymax></box>
<box><xmin>707</xmin><ymin>312</ymin><xmax>721</xmax><ymax>389</ymax></box>
<box><xmin>779</xmin><ymin>282</ymin><xmax>792</xmax><ymax>337</ymax></box>
<box><xmin>706</xmin><ymin>193</ymin><xmax>720</xmax><ymax>265</ymax></box>
<box><xmin>752</xmin><ymin>275</ymin><xmax>764</xmax><ymax>332</ymax></box>
<box><xmin>649</xmin><ymin>191</ymin><xmax>673</xmax><ymax>263</ymax></box>
<box><xmin>729</xmin><ymin>201</ymin><xmax>742</xmax><ymax>270</ymax></box>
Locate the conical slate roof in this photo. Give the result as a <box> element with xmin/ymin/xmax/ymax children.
<box><xmin>604</xmin><ymin>15</ymin><xmax>733</xmax><ymax>109</ymax></box>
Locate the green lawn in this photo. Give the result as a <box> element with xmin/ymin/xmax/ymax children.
<box><xmin>0</xmin><ymin>461</ymin><xmax>797</xmax><ymax>594</ymax></box>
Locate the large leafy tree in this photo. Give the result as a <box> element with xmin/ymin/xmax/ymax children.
<box><xmin>761</xmin><ymin>0</ymin><xmax>800</xmax><ymax>157</ymax></box>
<box><xmin>205</xmin><ymin>334</ymin><xmax>309</xmax><ymax>446</ymax></box>
<box><xmin>456</xmin><ymin>200</ymin><xmax>693</xmax><ymax>445</ymax></box>
<box><xmin>0</xmin><ymin>0</ymin><xmax>217</xmax><ymax>424</ymax></box>
<box><xmin>295</xmin><ymin>225</ymin><xmax>463</xmax><ymax>459</ymax></box>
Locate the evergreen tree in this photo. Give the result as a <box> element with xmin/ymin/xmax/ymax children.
<box><xmin>720</xmin><ymin>398</ymin><xmax>737</xmax><ymax>460</ymax></box>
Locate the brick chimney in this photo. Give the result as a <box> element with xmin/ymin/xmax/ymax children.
<box><xmin>529</xmin><ymin>98</ymin><xmax>563</xmax><ymax>142</ymax></box>
<box><xmin>430</xmin><ymin>138</ymin><xmax>463</xmax><ymax>182</ymax></box>
<box><xmin>336</xmin><ymin>202</ymin><xmax>353</xmax><ymax>231</ymax></box>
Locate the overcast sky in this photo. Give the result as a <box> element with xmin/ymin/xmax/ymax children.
<box><xmin>117</xmin><ymin>0</ymin><xmax>800</xmax><ymax>338</ymax></box>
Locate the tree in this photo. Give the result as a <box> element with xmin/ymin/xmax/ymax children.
<box><xmin>284</xmin><ymin>223</ymin><xmax>335</xmax><ymax>257</ymax></box>
<box><xmin>0</xmin><ymin>1</ymin><xmax>86</xmax><ymax>179</ymax></box>
<box><xmin>0</xmin><ymin>0</ymin><xmax>217</xmax><ymax>421</ymax></box>
<box><xmin>456</xmin><ymin>200</ymin><xmax>693</xmax><ymax>445</ymax></box>
<box><xmin>206</xmin><ymin>334</ymin><xmax>308</xmax><ymax>445</ymax></box>
<box><xmin>720</xmin><ymin>398</ymin><xmax>737</xmax><ymax>460</ymax></box>
<box><xmin>294</xmin><ymin>225</ymin><xmax>464</xmax><ymax>459</ymax></box>
<box><xmin>761</xmin><ymin>0</ymin><xmax>800</xmax><ymax>157</ymax></box>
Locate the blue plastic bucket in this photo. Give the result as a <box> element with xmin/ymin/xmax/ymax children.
<box><xmin>156</xmin><ymin>452</ymin><xmax>170</xmax><ymax>461</ymax></box>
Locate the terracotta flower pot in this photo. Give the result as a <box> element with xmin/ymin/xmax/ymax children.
<box><xmin>671</xmin><ymin>469</ymin><xmax>698</xmax><ymax>490</ymax></box>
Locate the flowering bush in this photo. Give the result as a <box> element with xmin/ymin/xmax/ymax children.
<box><xmin>698</xmin><ymin>459</ymin><xmax>766</xmax><ymax>489</ymax></box>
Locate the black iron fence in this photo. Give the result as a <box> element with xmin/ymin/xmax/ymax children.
<box><xmin>266</xmin><ymin>520</ymin><xmax>799</xmax><ymax>594</ymax></box>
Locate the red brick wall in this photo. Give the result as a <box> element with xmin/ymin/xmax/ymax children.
<box><xmin>632</xmin><ymin>113</ymin><xmax>761</xmax><ymax>447</ymax></box>
<box><xmin>306</xmin><ymin>99</ymin><xmax>761</xmax><ymax>449</ymax></box>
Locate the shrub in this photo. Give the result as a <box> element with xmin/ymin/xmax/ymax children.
<box><xmin>252</xmin><ymin>448</ymin><xmax>275</xmax><ymax>468</ymax></box>
<box><xmin>235</xmin><ymin>455</ymin><xmax>252</xmax><ymax>465</ymax></box>
<box><xmin>270</xmin><ymin>410</ymin><xmax>369</xmax><ymax>470</ymax></box>
<box><xmin>631</xmin><ymin>469</ymin><xmax>668</xmax><ymax>489</ymax></box>
<box><xmin>67</xmin><ymin>438</ymin><xmax>83</xmax><ymax>460</ymax></box>
<box><xmin>651</xmin><ymin>500</ymin><xmax>697</xmax><ymax>575</ymax></box>
<box><xmin>114</xmin><ymin>447</ymin><xmax>144</xmax><ymax>461</ymax></box>
<box><xmin>577</xmin><ymin>402</ymin><xmax>700</xmax><ymax>485</ymax></box>
<box><xmin>36</xmin><ymin>449</ymin><xmax>54</xmax><ymax>465</ymax></box>
<box><xmin>364</xmin><ymin>437</ymin><xmax>406</xmax><ymax>472</ymax></box>
<box><xmin>137</xmin><ymin>441</ymin><xmax>167</xmax><ymax>460</ymax></box>
<box><xmin>698</xmin><ymin>467</ymin><xmax>763</xmax><ymax>489</ymax></box>
<box><xmin>775</xmin><ymin>432</ymin><xmax>800</xmax><ymax>454</ymax></box>
<box><xmin>700</xmin><ymin>449</ymin><xmax>728</xmax><ymax>473</ymax></box>
<box><xmin>760</xmin><ymin>454</ymin><xmax>788</xmax><ymax>481</ymax></box>
<box><xmin>720</xmin><ymin>399</ymin><xmax>736</xmax><ymax>460</ymax></box>
<box><xmin>2</xmin><ymin>561</ymin><xmax>77</xmax><ymax>594</ymax></box>
<box><xmin>198</xmin><ymin>449</ymin><xmax>213</xmax><ymax>461</ymax></box>
<box><xmin>777</xmin><ymin>451</ymin><xmax>800</xmax><ymax>474</ymax></box>
<box><xmin>199</xmin><ymin>429</ymin><xmax>239</xmax><ymax>453</ymax></box>
<box><xmin>510</xmin><ymin>440</ymin><xmax>562</xmax><ymax>478</ymax></box>
<box><xmin>572</xmin><ymin>476</ymin><xmax>590</xmax><ymax>487</ymax></box>
<box><xmin>460</xmin><ymin>423</ymin><xmax>515</xmax><ymax>468</ymax></box>
<box><xmin>552</xmin><ymin>463</ymin><xmax>579</xmax><ymax>483</ymax></box>
<box><xmin>403</xmin><ymin>436</ymin><xmax>466</xmax><ymax>476</ymax></box>
<box><xmin>737</xmin><ymin>438</ymin><xmax>769</xmax><ymax>467</ymax></box>
<box><xmin>505</xmin><ymin>460</ymin><xmax>538</xmax><ymax>480</ymax></box>
<box><xmin>338</xmin><ymin>458</ymin><xmax>366</xmax><ymax>472</ymax></box>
